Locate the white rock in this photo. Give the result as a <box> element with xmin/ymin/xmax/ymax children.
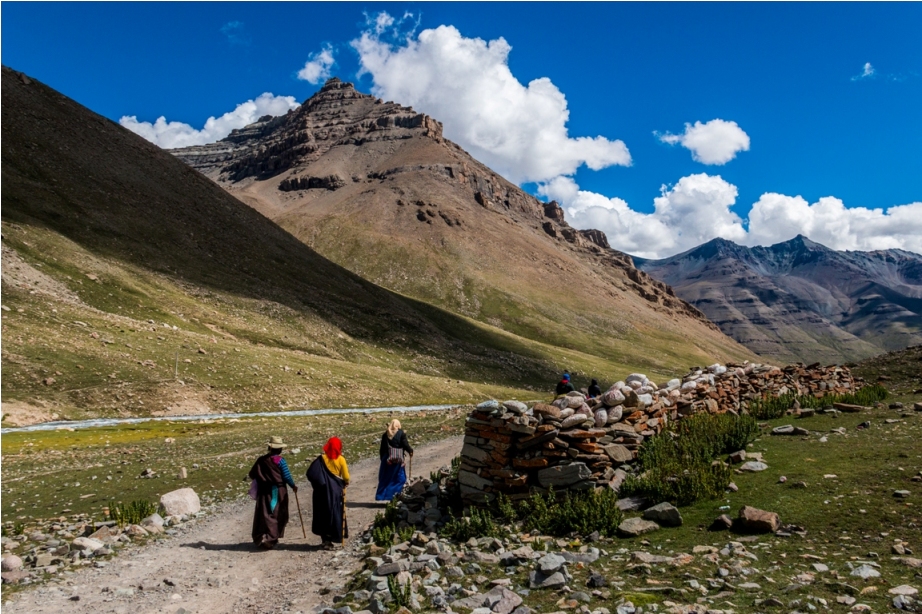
<box><xmin>1</xmin><ymin>555</ymin><xmax>23</xmax><ymax>571</ymax></box>
<box><xmin>160</xmin><ymin>488</ymin><xmax>201</xmax><ymax>517</ymax></box>
<box><xmin>72</xmin><ymin>537</ymin><xmax>104</xmax><ymax>551</ymax></box>
<box><xmin>889</xmin><ymin>585</ymin><xmax>918</xmax><ymax>596</ymax></box>
<box><xmin>850</xmin><ymin>564</ymin><xmax>881</xmax><ymax>579</ymax></box>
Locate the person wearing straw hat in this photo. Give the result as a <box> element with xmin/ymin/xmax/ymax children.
<box><xmin>248</xmin><ymin>435</ymin><xmax>297</xmax><ymax>549</ymax></box>
<box><xmin>306</xmin><ymin>436</ymin><xmax>350</xmax><ymax>549</ymax></box>
<box><xmin>375</xmin><ymin>419</ymin><xmax>413</xmax><ymax>501</ymax></box>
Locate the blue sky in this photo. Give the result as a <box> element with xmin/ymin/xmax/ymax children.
<box><xmin>3</xmin><ymin>3</ymin><xmax>921</xmax><ymax>257</ymax></box>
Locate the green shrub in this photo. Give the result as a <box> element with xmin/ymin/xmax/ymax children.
<box><xmin>387</xmin><ymin>574</ymin><xmax>413</xmax><ymax>609</ymax></box>
<box><xmin>372</xmin><ymin>500</ymin><xmax>400</xmax><ymax>531</ymax></box>
<box><xmin>109</xmin><ymin>499</ymin><xmax>158</xmax><ymax>527</ymax></box>
<box><xmin>495</xmin><ymin>493</ymin><xmax>517</xmax><ymax>525</ymax></box>
<box><xmin>746</xmin><ymin>383</ymin><xmax>889</xmax><ymax>420</ymax></box>
<box><xmin>372</xmin><ymin>524</ymin><xmax>396</xmax><ymax>548</ymax></box>
<box><xmin>397</xmin><ymin>525</ymin><xmax>414</xmax><ymax>544</ymax></box>
<box><xmin>440</xmin><ymin>507</ymin><xmax>503</xmax><ymax>541</ymax></box>
<box><xmin>619</xmin><ymin>412</ymin><xmax>757</xmax><ymax>507</ymax></box>
<box><xmin>520</xmin><ymin>487</ymin><xmax>624</xmax><ymax>538</ymax></box>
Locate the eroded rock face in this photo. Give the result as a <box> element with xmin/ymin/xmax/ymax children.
<box><xmin>278</xmin><ymin>175</ymin><xmax>346</xmax><ymax>192</ymax></box>
<box><xmin>172</xmin><ymin>78</ymin><xmax>443</xmax><ymax>182</ymax></box>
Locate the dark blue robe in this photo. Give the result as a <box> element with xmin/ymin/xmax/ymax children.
<box><xmin>306</xmin><ymin>455</ymin><xmax>348</xmax><ymax>542</ymax></box>
<box><xmin>376</xmin><ymin>460</ymin><xmax>407</xmax><ymax>501</ymax></box>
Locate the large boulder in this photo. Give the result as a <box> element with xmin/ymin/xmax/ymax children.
<box><xmin>737</xmin><ymin>506</ymin><xmax>780</xmax><ymax>533</ymax></box>
<box><xmin>643</xmin><ymin>502</ymin><xmax>683</xmax><ymax>527</ymax></box>
<box><xmin>160</xmin><ymin>488</ymin><xmax>201</xmax><ymax>517</ymax></box>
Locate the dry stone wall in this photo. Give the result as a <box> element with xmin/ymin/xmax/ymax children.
<box><xmin>459</xmin><ymin>361</ymin><xmax>859</xmax><ymax>507</ymax></box>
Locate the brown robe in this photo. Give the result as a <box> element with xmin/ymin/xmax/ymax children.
<box><xmin>248</xmin><ymin>453</ymin><xmax>290</xmax><ymax>547</ymax></box>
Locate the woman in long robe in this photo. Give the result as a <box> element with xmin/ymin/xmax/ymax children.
<box><xmin>375</xmin><ymin>419</ymin><xmax>414</xmax><ymax>501</ymax></box>
<box><xmin>306</xmin><ymin>436</ymin><xmax>350</xmax><ymax>549</ymax></box>
<box><xmin>248</xmin><ymin>436</ymin><xmax>297</xmax><ymax>549</ymax></box>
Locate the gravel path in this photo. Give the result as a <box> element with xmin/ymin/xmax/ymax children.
<box><xmin>4</xmin><ymin>436</ymin><xmax>463</xmax><ymax>614</ymax></box>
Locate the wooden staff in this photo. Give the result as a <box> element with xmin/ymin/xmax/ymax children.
<box><xmin>294</xmin><ymin>489</ymin><xmax>306</xmax><ymax>539</ymax></box>
<box><xmin>408</xmin><ymin>454</ymin><xmax>413</xmax><ymax>480</ymax></box>
<box><xmin>341</xmin><ymin>488</ymin><xmax>347</xmax><ymax>548</ymax></box>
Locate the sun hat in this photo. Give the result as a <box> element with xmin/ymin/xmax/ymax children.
<box><xmin>267</xmin><ymin>435</ymin><xmax>287</xmax><ymax>449</ymax></box>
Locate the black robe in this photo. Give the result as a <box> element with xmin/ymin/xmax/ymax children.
<box><xmin>248</xmin><ymin>454</ymin><xmax>290</xmax><ymax>547</ymax></box>
<box><xmin>306</xmin><ymin>455</ymin><xmax>348</xmax><ymax>542</ymax></box>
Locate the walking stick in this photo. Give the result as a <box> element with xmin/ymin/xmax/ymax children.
<box><xmin>408</xmin><ymin>454</ymin><xmax>413</xmax><ymax>480</ymax></box>
<box><xmin>294</xmin><ymin>489</ymin><xmax>307</xmax><ymax>539</ymax></box>
<box><xmin>341</xmin><ymin>488</ymin><xmax>347</xmax><ymax>548</ymax></box>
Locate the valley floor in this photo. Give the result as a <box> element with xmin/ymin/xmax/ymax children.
<box><xmin>2</xmin><ymin>436</ymin><xmax>463</xmax><ymax>614</ymax></box>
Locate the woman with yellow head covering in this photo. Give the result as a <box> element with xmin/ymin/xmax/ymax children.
<box><xmin>375</xmin><ymin>419</ymin><xmax>414</xmax><ymax>501</ymax></box>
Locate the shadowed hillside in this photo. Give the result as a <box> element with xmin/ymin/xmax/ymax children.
<box><xmin>1</xmin><ymin>67</ymin><xmax>752</xmax><ymax>425</ymax></box>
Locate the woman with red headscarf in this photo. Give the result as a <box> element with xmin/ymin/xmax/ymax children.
<box><xmin>306</xmin><ymin>436</ymin><xmax>350</xmax><ymax>549</ymax></box>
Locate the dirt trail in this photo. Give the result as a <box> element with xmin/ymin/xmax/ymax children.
<box><xmin>4</xmin><ymin>436</ymin><xmax>463</xmax><ymax>614</ymax></box>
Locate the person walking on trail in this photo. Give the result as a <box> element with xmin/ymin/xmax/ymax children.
<box><xmin>306</xmin><ymin>436</ymin><xmax>350</xmax><ymax>550</ymax></box>
<box><xmin>375</xmin><ymin>419</ymin><xmax>414</xmax><ymax>502</ymax></box>
<box><xmin>248</xmin><ymin>435</ymin><xmax>297</xmax><ymax>549</ymax></box>
<box><xmin>556</xmin><ymin>373</ymin><xmax>575</xmax><ymax>396</ymax></box>
<box><xmin>587</xmin><ymin>378</ymin><xmax>602</xmax><ymax>399</ymax></box>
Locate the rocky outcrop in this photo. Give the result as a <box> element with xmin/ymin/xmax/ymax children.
<box><xmin>171</xmin><ymin>78</ymin><xmax>443</xmax><ymax>182</ymax></box>
<box><xmin>278</xmin><ymin>174</ymin><xmax>346</xmax><ymax>192</ymax></box>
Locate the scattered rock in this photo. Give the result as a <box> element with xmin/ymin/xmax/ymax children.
<box><xmin>850</xmin><ymin>564</ymin><xmax>881</xmax><ymax>580</ymax></box>
<box><xmin>617</xmin><ymin>517</ymin><xmax>660</xmax><ymax>537</ymax></box>
<box><xmin>159</xmin><ymin>488</ymin><xmax>201</xmax><ymax>517</ymax></box>
<box><xmin>1</xmin><ymin>555</ymin><xmax>23</xmax><ymax>571</ymax></box>
<box><xmin>737</xmin><ymin>506</ymin><xmax>781</xmax><ymax>533</ymax></box>
<box><xmin>642</xmin><ymin>502</ymin><xmax>683</xmax><ymax>527</ymax></box>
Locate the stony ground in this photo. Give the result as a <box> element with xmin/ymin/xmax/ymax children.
<box><xmin>1</xmin><ymin>436</ymin><xmax>463</xmax><ymax>614</ymax></box>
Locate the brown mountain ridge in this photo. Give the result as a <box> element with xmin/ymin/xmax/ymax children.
<box><xmin>171</xmin><ymin>77</ymin><xmax>752</xmax><ymax>373</ymax></box>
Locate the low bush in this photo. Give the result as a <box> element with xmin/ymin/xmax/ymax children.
<box><xmin>747</xmin><ymin>383</ymin><xmax>889</xmax><ymax>420</ymax></box>
<box><xmin>372</xmin><ymin>500</ymin><xmax>399</xmax><ymax>531</ymax></box>
<box><xmin>519</xmin><ymin>487</ymin><xmax>624</xmax><ymax>538</ymax></box>
<box><xmin>440</xmin><ymin>507</ymin><xmax>503</xmax><ymax>541</ymax></box>
<box><xmin>109</xmin><ymin>499</ymin><xmax>158</xmax><ymax>527</ymax></box>
<box><xmin>371</xmin><ymin>524</ymin><xmax>396</xmax><ymax>548</ymax></box>
<box><xmin>619</xmin><ymin>412</ymin><xmax>758</xmax><ymax>506</ymax></box>
<box><xmin>387</xmin><ymin>574</ymin><xmax>413</xmax><ymax>609</ymax></box>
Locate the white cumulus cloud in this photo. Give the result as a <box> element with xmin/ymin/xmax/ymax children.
<box><xmin>297</xmin><ymin>45</ymin><xmax>336</xmax><ymax>84</ymax></box>
<box><xmin>657</xmin><ymin>119</ymin><xmax>750</xmax><ymax>165</ymax></box>
<box><xmin>746</xmin><ymin>194</ymin><xmax>922</xmax><ymax>253</ymax></box>
<box><xmin>543</xmin><ymin>174</ymin><xmax>922</xmax><ymax>258</ymax></box>
<box><xmin>653</xmin><ymin>119</ymin><xmax>749</xmax><ymax>165</ymax></box>
<box><xmin>120</xmin><ymin>93</ymin><xmax>300</xmax><ymax>149</ymax></box>
<box><xmin>351</xmin><ymin>13</ymin><xmax>631</xmax><ymax>184</ymax></box>
<box><xmin>540</xmin><ymin>173</ymin><xmax>744</xmax><ymax>258</ymax></box>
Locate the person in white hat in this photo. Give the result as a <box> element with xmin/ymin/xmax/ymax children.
<box><xmin>248</xmin><ymin>435</ymin><xmax>297</xmax><ymax>549</ymax></box>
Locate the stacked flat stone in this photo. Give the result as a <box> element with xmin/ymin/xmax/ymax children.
<box><xmin>458</xmin><ymin>362</ymin><xmax>860</xmax><ymax>507</ymax></box>
<box><xmin>670</xmin><ymin>361</ymin><xmax>859</xmax><ymax>416</ymax></box>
